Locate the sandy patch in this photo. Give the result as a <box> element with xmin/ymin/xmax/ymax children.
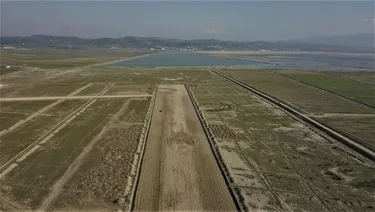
<box><xmin>160</xmin><ymin>77</ymin><xmax>182</xmax><ymax>81</ymax></box>
<box><xmin>16</xmin><ymin>145</ymin><xmax>41</xmax><ymax>162</ymax></box>
<box><xmin>219</xmin><ymin>147</ymin><xmax>265</xmax><ymax>189</ymax></box>
<box><xmin>134</xmin><ymin>85</ymin><xmax>236</xmax><ymax>210</ymax></box>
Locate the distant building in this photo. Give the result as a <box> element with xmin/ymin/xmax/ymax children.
<box><xmin>3</xmin><ymin>46</ymin><xmax>15</xmax><ymax>49</ymax></box>
<box><xmin>150</xmin><ymin>48</ymin><xmax>155</xmax><ymax>51</ymax></box>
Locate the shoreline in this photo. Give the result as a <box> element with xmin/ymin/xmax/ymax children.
<box><xmin>93</xmin><ymin>51</ymin><xmax>161</xmax><ymax>66</ymax></box>
<box><xmin>197</xmin><ymin>50</ymin><xmax>375</xmax><ymax>57</ymax></box>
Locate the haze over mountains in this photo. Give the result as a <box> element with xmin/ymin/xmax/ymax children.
<box><xmin>1</xmin><ymin>34</ymin><xmax>374</xmax><ymax>53</ymax></box>
<box><xmin>285</xmin><ymin>33</ymin><xmax>375</xmax><ymax>48</ymax></box>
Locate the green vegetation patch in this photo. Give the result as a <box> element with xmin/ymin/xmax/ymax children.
<box><xmin>0</xmin><ymin>100</ymin><xmax>86</xmax><ymax>165</ymax></box>
<box><xmin>118</xmin><ymin>98</ymin><xmax>150</xmax><ymax>123</ymax></box>
<box><xmin>318</xmin><ymin>116</ymin><xmax>375</xmax><ymax>151</ymax></box>
<box><xmin>0</xmin><ymin>100</ymin><xmax>54</xmax><ymax>113</ymax></box>
<box><xmin>0</xmin><ymin>112</ymin><xmax>29</xmax><ymax>131</ymax></box>
<box><xmin>191</xmin><ymin>73</ymin><xmax>375</xmax><ymax>211</ymax></box>
<box><xmin>0</xmin><ymin>99</ymin><xmax>125</xmax><ymax>209</ymax></box>
<box><xmin>282</xmin><ymin>71</ymin><xmax>375</xmax><ymax>106</ymax></box>
<box><xmin>73</xmin><ymin>83</ymin><xmax>108</xmax><ymax>96</ymax></box>
<box><xmin>325</xmin><ymin>71</ymin><xmax>375</xmax><ymax>84</ymax></box>
<box><xmin>1</xmin><ymin>49</ymin><xmax>152</xmax><ymax>69</ymax></box>
<box><xmin>0</xmin><ymin>114</ymin><xmax>64</xmax><ymax>165</ymax></box>
<box><xmin>9</xmin><ymin>83</ymin><xmax>88</xmax><ymax>97</ymax></box>
<box><xmin>0</xmin><ymin>65</ymin><xmax>23</xmax><ymax>75</ymax></box>
<box><xmin>223</xmin><ymin>69</ymin><xmax>375</xmax><ymax>114</ymax></box>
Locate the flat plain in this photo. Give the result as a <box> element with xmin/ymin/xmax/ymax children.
<box><xmin>222</xmin><ymin>69</ymin><xmax>375</xmax><ymax>151</ymax></box>
<box><xmin>0</xmin><ymin>49</ymin><xmax>374</xmax><ymax>211</ymax></box>
<box><xmin>134</xmin><ymin>85</ymin><xmax>236</xmax><ymax>210</ymax></box>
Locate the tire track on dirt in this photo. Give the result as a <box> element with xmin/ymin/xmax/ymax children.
<box><xmin>185</xmin><ymin>85</ymin><xmax>245</xmax><ymax>211</ymax></box>
<box><xmin>211</xmin><ymin>69</ymin><xmax>375</xmax><ymax>161</ymax></box>
<box><xmin>38</xmin><ymin>98</ymin><xmax>131</xmax><ymax>210</ymax></box>
<box><xmin>0</xmin><ymin>94</ymin><xmax>152</xmax><ymax>102</ymax></box>
<box><xmin>260</xmin><ymin>119</ymin><xmax>332</xmax><ymax>211</ymax></box>
<box><xmin>127</xmin><ymin>87</ymin><xmax>157</xmax><ymax>211</ymax></box>
<box><xmin>133</xmin><ymin>85</ymin><xmax>236</xmax><ymax>211</ymax></box>
<box><xmin>0</xmin><ymin>83</ymin><xmax>92</xmax><ymax>137</ymax></box>
<box><xmin>0</xmin><ymin>68</ymin><xmax>39</xmax><ymax>80</ymax></box>
<box><xmin>0</xmin><ymin>83</ymin><xmax>113</xmax><ymax>178</ymax></box>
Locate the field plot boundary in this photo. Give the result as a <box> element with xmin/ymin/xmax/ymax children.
<box><xmin>211</xmin><ymin>69</ymin><xmax>375</xmax><ymax>162</ymax></box>
<box><xmin>185</xmin><ymin>85</ymin><xmax>244</xmax><ymax>211</ymax></box>
<box><xmin>128</xmin><ymin>87</ymin><xmax>157</xmax><ymax>211</ymax></box>
<box><xmin>133</xmin><ymin>84</ymin><xmax>236</xmax><ymax>210</ymax></box>
<box><xmin>276</xmin><ymin>71</ymin><xmax>375</xmax><ymax>110</ymax></box>
<box><xmin>0</xmin><ymin>94</ymin><xmax>152</xmax><ymax>102</ymax></box>
<box><xmin>97</xmin><ymin>51</ymin><xmax>159</xmax><ymax>66</ymax></box>
<box><xmin>0</xmin><ymin>67</ymin><xmax>39</xmax><ymax>80</ymax></box>
<box><xmin>0</xmin><ymin>83</ymin><xmax>92</xmax><ymax>137</ymax></box>
<box><xmin>0</xmin><ymin>98</ymin><xmax>95</xmax><ymax>177</ymax></box>
<box><xmin>38</xmin><ymin>98</ymin><xmax>132</xmax><ymax>210</ymax></box>
<box><xmin>0</xmin><ymin>52</ymin><xmax>156</xmax><ymax>80</ymax></box>
<box><xmin>0</xmin><ymin>83</ymin><xmax>114</xmax><ymax>178</ymax></box>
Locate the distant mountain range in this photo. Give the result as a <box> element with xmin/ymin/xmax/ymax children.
<box><xmin>285</xmin><ymin>33</ymin><xmax>375</xmax><ymax>48</ymax></box>
<box><xmin>1</xmin><ymin>34</ymin><xmax>374</xmax><ymax>52</ymax></box>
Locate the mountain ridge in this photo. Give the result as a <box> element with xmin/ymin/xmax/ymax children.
<box><xmin>1</xmin><ymin>34</ymin><xmax>373</xmax><ymax>53</ymax></box>
<box><xmin>285</xmin><ymin>33</ymin><xmax>375</xmax><ymax>48</ymax></box>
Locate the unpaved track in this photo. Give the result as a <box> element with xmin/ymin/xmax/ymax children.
<box><xmin>0</xmin><ymin>83</ymin><xmax>92</xmax><ymax>137</ymax></box>
<box><xmin>0</xmin><ymin>94</ymin><xmax>152</xmax><ymax>102</ymax></box>
<box><xmin>0</xmin><ymin>67</ymin><xmax>38</xmax><ymax>80</ymax></box>
<box><xmin>133</xmin><ymin>85</ymin><xmax>236</xmax><ymax>211</ymax></box>
<box><xmin>309</xmin><ymin>113</ymin><xmax>375</xmax><ymax>118</ymax></box>
<box><xmin>39</xmin><ymin>99</ymin><xmax>131</xmax><ymax>210</ymax></box>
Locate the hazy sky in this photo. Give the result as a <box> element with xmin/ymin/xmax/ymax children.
<box><xmin>1</xmin><ymin>1</ymin><xmax>374</xmax><ymax>41</ymax></box>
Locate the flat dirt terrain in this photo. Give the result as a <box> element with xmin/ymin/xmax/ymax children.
<box><xmin>1</xmin><ymin>56</ymin><xmax>374</xmax><ymax>211</ymax></box>
<box><xmin>133</xmin><ymin>84</ymin><xmax>236</xmax><ymax>210</ymax></box>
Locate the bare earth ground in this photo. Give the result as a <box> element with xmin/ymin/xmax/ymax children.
<box><xmin>133</xmin><ymin>84</ymin><xmax>236</xmax><ymax>210</ymax></box>
<box><xmin>191</xmin><ymin>75</ymin><xmax>375</xmax><ymax>211</ymax></box>
<box><xmin>39</xmin><ymin>99</ymin><xmax>131</xmax><ymax>210</ymax></box>
<box><xmin>0</xmin><ymin>94</ymin><xmax>152</xmax><ymax>102</ymax></box>
<box><xmin>1</xmin><ymin>62</ymin><xmax>374</xmax><ymax>211</ymax></box>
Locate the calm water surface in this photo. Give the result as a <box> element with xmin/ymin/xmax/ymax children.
<box><xmin>110</xmin><ymin>50</ymin><xmax>374</xmax><ymax>71</ymax></box>
<box><xmin>110</xmin><ymin>50</ymin><xmax>263</xmax><ymax>67</ymax></box>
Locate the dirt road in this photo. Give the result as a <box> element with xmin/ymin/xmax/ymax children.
<box><xmin>133</xmin><ymin>85</ymin><xmax>236</xmax><ymax>211</ymax></box>
<box><xmin>39</xmin><ymin>100</ymin><xmax>131</xmax><ymax>210</ymax></box>
<box><xmin>0</xmin><ymin>94</ymin><xmax>151</xmax><ymax>102</ymax></box>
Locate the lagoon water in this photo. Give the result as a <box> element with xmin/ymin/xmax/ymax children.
<box><xmin>245</xmin><ymin>54</ymin><xmax>374</xmax><ymax>71</ymax></box>
<box><xmin>110</xmin><ymin>50</ymin><xmax>374</xmax><ymax>71</ymax></box>
<box><xmin>110</xmin><ymin>50</ymin><xmax>262</xmax><ymax>67</ymax></box>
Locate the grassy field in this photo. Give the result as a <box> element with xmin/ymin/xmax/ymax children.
<box><xmin>1</xmin><ymin>83</ymin><xmax>91</xmax><ymax>97</ymax></box>
<box><xmin>0</xmin><ymin>52</ymin><xmax>374</xmax><ymax>211</ymax></box>
<box><xmin>0</xmin><ymin>99</ymin><xmax>125</xmax><ymax>209</ymax></box>
<box><xmin>0</xmin><ymin>100</ymin><xmax>86</xmax><ymax>165</ymax></box>
<box><xmin>0</xmin><ymin>64</ymin><xmax>217</xmax><ymax>210</ymax></box>
<box><xmin>0</xmin><ymin>65</ymin><xmax>24</xmax><ymax>75</ymax></box>
<box><xmin>0</xmin><ymin>49</ymin><xmax>153</xmax><ymax>70</ymax></box>
<box><xmin>222</xmin><ymin>69</ymin><xmax>375</xmax><ymax>114</ymax></box>
<box><xmin>325</xmin><ymin>71</ymin><xmax>375</xmax><ymax>84</ymax></box>
<box><xmin>0</xmin><ymin>100</ymin><xmax>55</xmax><ymax>131</ymax></box>
<box><xmin>280</xmin><ymin>70</ymin><xmax>375</xmax><ymax>107</ymax></box>
<box><xmin>317</xmin><ymin>116</ymin><xmax>375</xmax><ymax>150</ymax></box>
<box><xmin>191</xmin><ymin>74</ymin><xmax>375</xmax><ymax>211</ymax></box>
<box><xmin>222</xmin><ymin>69</ymin><xmax>375</xmax><ymax>149</ymax></box>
